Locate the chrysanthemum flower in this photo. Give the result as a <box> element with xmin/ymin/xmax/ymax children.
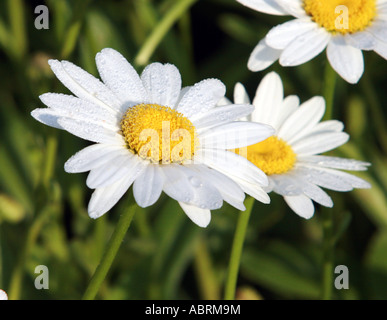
<box><xmin>232</xmin><ymin>72</ymin><xmax>371</xmax><ymax>218</ymax></box>
<box><xmin>31</xmin><ymin>48</ymin><xmax>274</xmax><ymax>227</ymax></box>
<box><xmin>237</xmin><ymin>0</ymin><xmax>387</xmax><ymax>83</ymax></box>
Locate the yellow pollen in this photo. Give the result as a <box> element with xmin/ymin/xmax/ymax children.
<box><xmin>235</xmin><ymin>136</ymin><xmax>296</xmax><ymax>175</ymax></box>
<box><xmin>303</xmin><ymin>0</ymin><xmax>376</xmax><ymax>34</ymax></box>
<box><xmin>120</xmin><ymin>103</ymin><xmax>198</xmax><ymax>164</ymax></box>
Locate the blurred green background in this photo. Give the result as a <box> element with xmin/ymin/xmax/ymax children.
<box><xmin>0</xmin><ymin>0</ymin><xmax>386</xmax><ymax>300</ymax></box>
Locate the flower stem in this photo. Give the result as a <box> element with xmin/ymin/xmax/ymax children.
<box><xmin>82</xmin><ymin>202</ymin><xmax>137</xmax><ymax>300</ymax></box>
<box><xmin>224</xmin><ymin>197</ymin><xmax>255</xmax><ymax>300</ymax></box>
<box><xmin>321</xmin><ymin>208</ymin><xmax>334</xmax><ymax>300</ymax></box>
<box><xmin>322</xmin><ymin>62</ymin><xmax>337</xmax><ymax>121</ymax></box>
<box><xmin>321</xmin><ymin>61</ymin><xmax>337</xmax><ymax>300</ymax></box>
<box><xmin>194</xmin><ymin>237</ymin><xmax>220</xmax><ymax>300</ymax></box>
<box><xmin>134</xmin><ymin>0</ymin><xmax>198</xmax><ymax>67</ymax></box>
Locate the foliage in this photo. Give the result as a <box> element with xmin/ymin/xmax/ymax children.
<box><xmin>0</xmin><ymin>0</ymin><xmax>386</xmax><ymax>300</ymax></box>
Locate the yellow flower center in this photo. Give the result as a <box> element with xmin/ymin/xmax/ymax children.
<box><xmin>235</xmin><ymin>136</ymin><xmax>296</xmax><ymax>175</ymax></box>
<box><xmin>303</xmin><ymin>0</ymin><xmax>376</xmax><ymax>34</ymax></box>
<box><xmin>121</xmin><ymin>104</ymin><xmax>198</xmax><ymax>164</ymax></box>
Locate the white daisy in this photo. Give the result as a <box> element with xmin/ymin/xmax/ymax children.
<box><xmin>0</xmin><ymin>289</ymin><xmax>7</xmax><ymax>300</ymax></box>
<box><xmin>31</xmin><ymin>48</ymin><xmax>274</xmax><ymax>227</ymax></box>
<box><xmin>237</xmin><ymin>0</ymin><xmax>387</xmax><ymax>83</ymax></box>
<box><xmin>232</xmin><ymin>72</ymin><xmax>371</xmax><ymax>218</ymax></box>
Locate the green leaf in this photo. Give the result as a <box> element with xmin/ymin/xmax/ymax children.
<box><xmin>241</xmin><ymin>241</ymin><xmax>320</xmax><ymax>299</ymax></box>
<box><xmin>0</xmin><ymin>193</ymin><xmax>26</xmax><ymax>223</ymax></box>
<box><xmin>364</xmin><ymin>230</ymin><xmax>387</xmax><ymax>299</ymax></box>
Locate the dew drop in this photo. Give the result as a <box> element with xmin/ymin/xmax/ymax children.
<box><xmin>189</xmin><ymin>176</ymin><xmax>202</xmax><ymax>188</ymax></box>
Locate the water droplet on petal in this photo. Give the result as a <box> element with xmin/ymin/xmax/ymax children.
<box><xmin>189</xmin><ymin>176</ymin><xmax>202</xmax><ymax>188</ymax></box>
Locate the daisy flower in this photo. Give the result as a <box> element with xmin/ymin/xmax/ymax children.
<box><xmin>0</xmin><ymin>289</ymin><xmax>7</xmax><ymax>300</ymax></box>
<box><xmin>31</xmin><ymin>48</ymin><xmax>274</xmax><ymax>227</ymax></box>
<box><xmin>232</xmin><ymin>72</ymin><xmax>371</xmax><ymax>218</ymax></box>
<box><xmin>237</xmin><ymin>0</ymin><xmax>387</xmax><ymax>83</ymax></box>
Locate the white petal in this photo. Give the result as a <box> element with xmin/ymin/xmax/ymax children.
<box><xmin>199</xmin><ymin>121</ymin><xmax>274</xmax><ymax>150</ymax></box>
<box><xmin>295</xmin><ymin>165</ymin><xmax>369</xmax><ymax>191</ymax></box>
<box><xmin>193</xmin><ymin>165</ymin><xmax>246</xmax><ymax>210</ymax></box>
<box><xmin>308</xmin><ymin>120</ymin><xmax>344</xmax><ymax>133</ymax></box>
<box><xmin>347</xmin><ymin>31</ymin><xmax>377</xmax><ymax>50</ymax></box>
<box><xmin>251</xmin><ymin>71</ymin><xmax>284</xmax><ymax>125</ymax></box>
<box><xmin>270</xmin><ymin>174</ymin><xmax>304</xmax><ymax>196</ymax></box>
<box><xmin>161</xmin><ymin>165</ymin><xmax>223</xmax><ymax>210</ymax></box>
<box><xmin>88</xmin><ymin>170</ymin><xmax>144</xmax><ymax>219</ymax></box>
<box><xmin>367</xmin><ymin>19</ymin><xmax>387</xmax><ymax>43</ymax></box>
<box><xmin>296</xmin><ymin>166</ymin><xmax>352</xmax><ymax>191</ymax></box>
<box><xmin>274</xmin><ymin>95</ymin><xmax>300</xmax><ymax>130</ymax></box>
<box><xmin>292</xmin><ymin>131</ymin><xmax>349</xmax><ymax>156</ymax></box>
<box><xmin>248</xmin><ymin>38</ymin><xmax>282</xmax><ymax>72</ymax></box>
<box><xmin>0</xmin><ymin>290</ymin><xmax>8</xmax><ymax>300</ymax></box>
<box><xmin>278</xmin><ymin>96</ymin><xmax>325</xmax><ymax>143</ymax></box>
<box><xmin>326</xmin><ymin>36</ymin><xmax>364</xmax><ymax>84</ymax></box>
<box><xmin>217</xmin><ymin>96</ymin><xmax>232</xmax><ymax>107</ymax></box>
<box><xmin>290</xmin><ymin>172</ymin><xmax>333</xmax><ymax>207</ymax></box>
<box><xmin>195</xmin><ymin>148</ymin><xmax>268</xmax><ymax>187</ymax></box>
<box><xmin>374</xmin><ymin>38</ymin><xmax>387</xmax><ymax>59</ymax></box>
<box><xmin>86</xmin><ymin>152</ymin><xmax>144</xmax><ymax>189</ymax></box>
<box><xmin>177</xmin><ymin>79</ymin><xmax>226</xmax><ymax>118</ymax></box>
<box><xmin>39</xmin><ymin>93</ymin><xmax>118</xmax><ymax>125</ymax></box>
<box><xmin>305</xmin><ymin>166</ymin><xmax>371</xmax><ymax>189</ymax></box>
<box><xmin>140</xmin><ymin>62</ymin><xmax>182</xmax><ymax>107</ymax></box>
<box><xmin>276</xmin><ymin>0</ymin><xmax>308</xmax><ymax>18</ymax></box>
<box><xmin>192</xmin><ymin>104</ymin><xmax>254</xmax><ymax>130</ymax></box>
<box><xmin>272</xmin><ymin>168</ymin><xmax>333</xmax><ymax>207</ymax></box>
<box><xmin>234</xmin><ymin>82</ymin><xmax>251</xmax><ymax>105</ymax></box>
<box><xmin>302</xmin><ymin>183</ymin><xmax>333</xmax><ymax>207</ymax></box>
<box><xmin>57</xmin><ymin>117</ymin><xmax>121</xmax><ymax>144</ymax></box>
<box><xmin>48</xmin><ymin>59</ymin><xmax>121</xmax><ymax>112</ymax></box>
<box><xmin>31</xmin><ymin>108</ymin><xmax>66</xmax><ymax>129</ymax></box>
<box><xmin>236</xmin><ymin>0</ymin><xmax>288</xmax><ymax>15</ymax></box>
<box><xmin>95</xmin><ymin>48</ymin><xmax>147</xmax><ymax>112</ymax></box>
<box><xmin>178</xmin><ymin>202</ymin><xmax>211</xmax><ymax>228</ymax></box>
<box><xmin>283</xmin><ymin>194</ymin><xmax>315</xmax><ymax>219</ymax></box>
<box><xmin>231</xmin><ymin>175</ymin><xmax>271</xmax><ymax>204</ymax></box>
<box><xmin>133</xmin><ymin>165</ymin><xmax>164</xmax><ymax>207</ymax></box>
<box><xmin>176</xmin><ymin>86</ymin><xmax>192</xmax><ymax>105</ymax></box>
<box><xmin>297</xmin><ymin>155</ymin><xmax>370</xmax><ymax>171</ymax></box>
<box><xmin>266</xmin><ymin>19</ymin><xmax>316</xmax><ymax>50</ymax></box>
<box><xmin>280</xmin><ymin>27</ymin><xmax>330</xmax><ymax>66</ymax></box>
<box><xmin>64</xmin><ymin>144</ymin><xmax>126</xmax><ymax>173</ymax></box>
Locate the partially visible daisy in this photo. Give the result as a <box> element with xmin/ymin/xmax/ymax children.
<box><xmin>31</xmin><ymin>48</ymin><xmax>274</xmax><ymax>227</ymax></box>
<box><xmin>0</xmin><ymin>289</ymin><xmax>8</xmax><ymax>300</ymax></box>
<box><xmin>232</xmin><ymin>72</ymin><xmax>371</xmax><ymax>218</ymax></box>
<box><xmin>237</xmin><ymin>0</ymin><xmax>387</xmax><ymax>83</ymax></box>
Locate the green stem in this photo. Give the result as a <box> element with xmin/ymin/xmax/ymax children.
<box><xmin>322</xmin><ymin>62</ymin><xmax>337</xmax><ymax>121</ymax></box>
<box><xmin>224</xmin><ymin>197</ymin><xmax>255</xmax><ymax>300</ymax></box>
<box><xmin>42</xmin><ymin>134</ymin><xmax>58</xmax><ymax>188</ymax></box>
<box><xmin>134</xmin><ymin>0</ymin><xmax>198</xmax><ymax>67</ymax></box>
<box><xmin>194</xmin><ymin>237</ymin><xmax>220</xmax><ymax>300</ymax></box>
<box><xmin>361</xmin><ymin>76</ymin><xmax>387</xmax><ymax>154</ymax></box>
<box><xmin>321</xmin><ymin>208</ymin><xmax>334</xmax><ymax>300</ymax></box>
<box><xmin>82</xmin><ymin>202</ymin><xmax>137</xmax><ymax>300</ymax></box>
<box><xmin>320</xmin><ymin>61</ymin><xmax>337</xmax><ymax>300</ymax></box>
<box><xmin>8</xmin><ymin>0</ymin><xmax>27</xmax><ymax>62</ymax></box>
